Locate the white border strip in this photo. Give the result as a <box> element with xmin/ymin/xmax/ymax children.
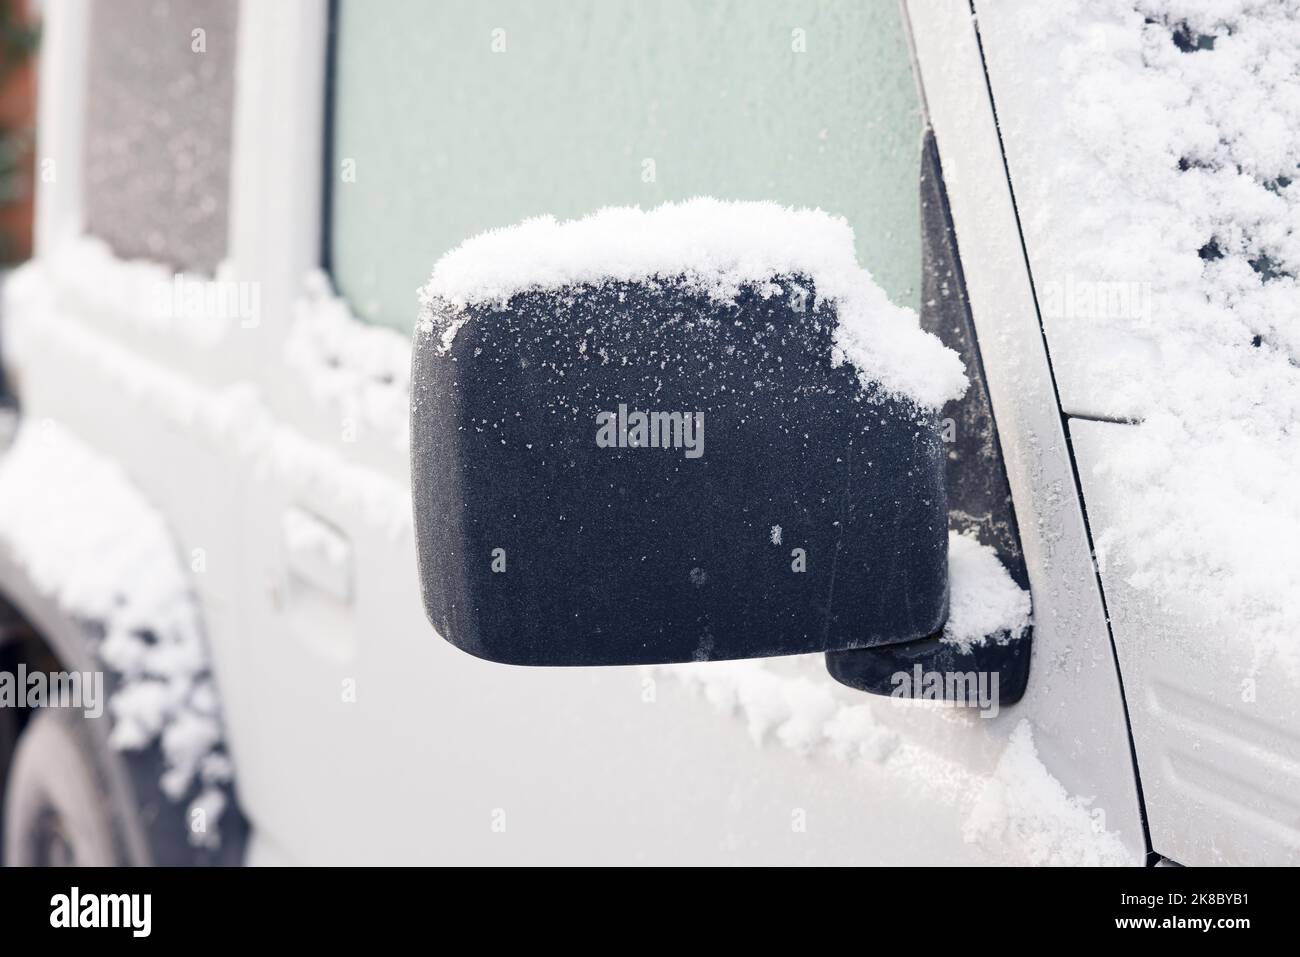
<box><xmin>33</xmin><ymin>0</ymin><xmax>90</xmax><ymax>258</ymax></box>
<box><xmin>227</xmin><ymin>0</ymin><xmax>329</xmax><ymax>331</ymax></box>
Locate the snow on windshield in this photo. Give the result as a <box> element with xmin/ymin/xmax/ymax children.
<box><xmin>981</xmin><ymin>0</ymin><xmax>1300</xmax><ymax>671</ymax></box>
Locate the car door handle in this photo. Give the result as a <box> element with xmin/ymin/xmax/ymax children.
<box><xmin>281</xmin><ymin>506</ymin><xmax>353</xmax><ymax>605</ymax></box>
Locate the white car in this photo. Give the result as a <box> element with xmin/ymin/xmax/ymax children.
<box><xmin>0</xmin><ymin>0</ymin><xmax>1294</xmax><ymax>868</ymax></box>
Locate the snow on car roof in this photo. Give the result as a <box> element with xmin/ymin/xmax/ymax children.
<box><xmin>417</xmin><ymin>198</ymin><xmax>968</xmax><ymax>410</ymax></box>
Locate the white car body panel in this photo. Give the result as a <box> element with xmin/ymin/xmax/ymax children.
<box><xmin>1071</xmin><ymin>418</ymin><xmax>1300</xmax><ymax>865</ymax></box>
<box><xmin>2</xmin><ymin>0</ymin><xmax>1156</xmax><ymax>864</ymax></box>
<box><xmin>970</xmin><ymin>0</ymin><xmax>1300</xmax><ymax>866</ymax></box>
<box><xmin>906</xmin><ymin>0</ymin><xmax>1145</xmax><ymax>856</ymax></box>
<box><xmin>973</xmin><ymin>0</ymin><xmax>1156</xmax><ymax>423</ymax></box>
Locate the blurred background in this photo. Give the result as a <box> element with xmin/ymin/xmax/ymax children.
<box><xmin>0</xmin><ymin>0</ymin><xmax>36</xmax><ymax>412</ymax></box>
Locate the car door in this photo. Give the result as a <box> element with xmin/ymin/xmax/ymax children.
<box><xmin>220</xmin><ymin>0</ymin><xmax>1147</xmax><ymax>864</ymax></box>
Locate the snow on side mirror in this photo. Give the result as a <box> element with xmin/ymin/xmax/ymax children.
<box><xmin>410</xmin><ymin>201</ymin><xmax>968</xmax><ymax>666</ymax></box>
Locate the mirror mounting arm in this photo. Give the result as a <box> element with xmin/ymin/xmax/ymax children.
<box><xmin>825</xmin><ymin>626</ymin><xmax>1032</xmax><ymax>709</ymax></box>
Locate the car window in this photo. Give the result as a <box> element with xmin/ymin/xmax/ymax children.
<box><xmin>82</xmin><ymin>0</ymin><xmax>238</xmax><ymax>275</ymax></box>
<box><xmin>327</xmin><ymin>0</ymin><xmax>924</xmax><ymax>332</ymax></box>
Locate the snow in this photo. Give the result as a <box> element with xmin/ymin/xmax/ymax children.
<box><xmin>0</xmin><ymin>256</ymin><xmax>413</xmax><ymax>849</ymax></box>
<box><xmin>45</xmin><ymin>235</ymin><xmax>246</xmax><ymax>343</ymax></box>
<box><xmin>664</xmin><ymin>658</ymin><xmax>883</xmax><ymax>753</ymax></box>
<box><xmin>652</xmin><ymin>535</ymin><xmax>1116</xmax><ymax>864</ymax></box>
<box><xmin>0</xmin><ymin>421</ymin><xmax>234</xmax><ymax>847</ymax></box>
<box><xmin>288</xmin><ymin>270</ymin><xmax>412</xmax><ymax>455</ymax></box>
<box><xmin>942</xmin><ymin>531</ymin><xmax>1032</xmax><ymax>652</ymax></box>
<box><xmin>981</xmin><ymin>0</ymin><xmax>1300</xmax><ymax>672</ymax></box>
<box><xmin>659</xmin><ymin>656</ymin><xmax>1132</xmax><ymax>864</ymax></box>
<box><xmin>281</xmin><ymin>506</ymin><xmax>350</xmax><ymax>569</ymax></box>
<box><xmin>3</xmin><ymin>261</ymin><xmax>413</xmax><ymax>541</ymax></box>
<box><xmin>963</xmin><ymin>721</ymin><xmax>1132</xmax><ymax>866</ymax></box>
<box><xmin>418</xmin><ymin>199</ymin><xmax>969</xmax><ymax>410</ymax></box>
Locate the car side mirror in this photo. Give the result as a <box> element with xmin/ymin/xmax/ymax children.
<box><xmin>409</xmin><ymin>202</ymin><xmax>964</xmax><ymax>666</ymax></box>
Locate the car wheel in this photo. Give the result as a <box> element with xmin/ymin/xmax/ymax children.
<box><xmin>3</xmin><ymin>708</ymin><xmax>127</xmax><ymax>866</ymax></box>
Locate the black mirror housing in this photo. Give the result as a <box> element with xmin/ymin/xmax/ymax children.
<box><xmin>411</xmin><ymin>273</ymin><xmax>950</xmax><ymax>666</ymax></box>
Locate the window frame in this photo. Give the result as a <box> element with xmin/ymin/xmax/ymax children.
<box><xmin>34</xmin><ymin>0</ymin><xmax>332</xmax><ymax>350</ymax></box>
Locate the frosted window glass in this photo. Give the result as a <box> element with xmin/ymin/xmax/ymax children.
<box><xmin>330</xmin><ymin>0</ymin><xmax>923</xmax><ymax>332</ymax></box>
<box><xmin>83</xmin><ymin>0</ymin><xmax>238</xmax><ymax>274</ymax></box>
